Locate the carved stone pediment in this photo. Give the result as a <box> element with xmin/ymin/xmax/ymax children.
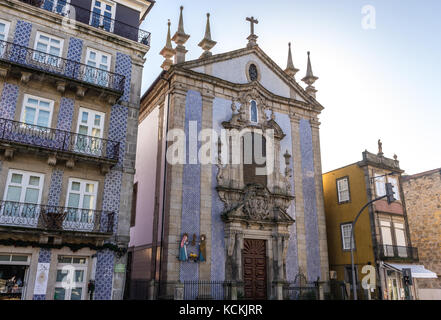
<box><xmin>218</xmin><ymin>183</ymin><xmax>294</xmax><ymax>225</ymax></box>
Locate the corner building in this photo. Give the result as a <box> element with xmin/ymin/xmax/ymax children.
<box><xmin>0</xmin><ymin>0</ymin><xmax>153</xmax><ymax>300</ymax></box>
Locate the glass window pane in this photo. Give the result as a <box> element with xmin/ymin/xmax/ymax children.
<box><xmin>72</xmin><ymin>258</ymin><xmax>86</xmax><ymax>264</ymax></box>
<box><xmin>24</xmin><ymin>188</ymin><xmax>39</xmax><ymax>204</ymax></box>
<box><xmin>11</xmin><ymin>255</ymin><xmax>28</xmax><ymax>262</ymax></box>
<box><xmin>79</xmin><ymin>125</ymin><xmax>88</xmax><ymax>135</ymax></box>
<box><xmin>28</xmin><ymin>98</ymin><xmax>38</xmax><ymax>105</ymax></box>
<box><xmin>11</xmin><ymin>174</ymin><xmax>23</xmax><ymax>184</ymax></box>
<box><xmin>24</xmin><ymin>107</ymin><xmax>36</xmax><ymax>124</ymax></box>
<box><xmin>0</xmin><ymin>23</ymin><xmax>5</xmax><ymax>33</ymax></box>
<box><xmin>91</xmin><ymin>128</ymin><xmax>101</xmax><ymax>138</ymax></box>
<box><xmin>37</xmin><ymin>110</ymin><xmax>50</xmax><ymax>127</ymax></box>
<box><xmin>85</xmin><ymin>184</ymin><xmax>94</xmax><ymax>193</ymax></box>
<box><xmin>70</xmin><ymin>288</ymin><xmax>82</xmax><ymax>300</ymax></box>
<box><xmin>67</xmin><ymin>193</ymin><xmax>80</xmax><ymax>208</ymax></box>
<box><xmin>56</xmin><ymin>270</ymin><xmax>68</xmax><ymax>282</ymax></box>
<box><xmin>0</xmin><ymin>255</ymin><xmax>10</xmax><ymax>261</ymax></box>
<box><xmin>94</xmin><ymin>115</ymin><xmax>101</xmax><ymax>126</ymax></box>
<box><xmin>39</xmin><ymin>35</ymin><xmax>49</xmax><ymax>42</ymax></box>
<box><xmin>82</xmin><ymin>195</ymin><xmax>94</xmax><ymax>209</ymax></box>
<box><xmin>81</xmin><ymin>112</ymin><xmax>89</xmax><ymax>123</ymax></box>
<box><xmin>58</xmin><ymin>256</ymin><xmax>72</xmax><ymax>263</ymax></box>
<box><xmin>54</xmin><ymin>287</ymin><xmax>66</xmax><ymax>300</ymax></box>
<box><xmin>28</xmin><ymin>176</ymin><xmax>40</xmax><ymax>186</ymax></box>
<box><xmin>6</xmin><ymin>186</ymin><xmax>22</xmax><ymax>202</ymax></box>
<box><xmin>74</xmin><ymin>270</ymin><xmax>84</xmax><ymax>282</ymax></box>
<box><xmin>71</xmin><ymin>182</ymin><xmax>81</xmax><ymax>191</ymax></box>
<box><xmin>36</xmin><ymin>42</ymin><xmax>47</xmax><ymax>53</ymax></box>
<box><xmin>89</xmin><ymin>51</ymin><xmax>96</xmax><ymax>61</ymax></box>
<box><xmin>39</xmin><ymin>101</ymin><xmax>50</xmax><ymax>109</ymax></box>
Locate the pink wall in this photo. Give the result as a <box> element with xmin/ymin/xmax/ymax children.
<box><xmin>129</xmin><ymin>107</ymin><xmax>159</xmax><ymax>248</ymax></box>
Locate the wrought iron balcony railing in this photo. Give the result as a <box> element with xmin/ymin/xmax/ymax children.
<box><xmin>19</xmin><ymin>0</ymin><xmax>151</xmax><ymax>46</ymax></box>
<box><xmin>0</xmin><ymin>118</ymin><xmax>120</xmax><ymax>162</ymax></box>
<box><xmin>0</xmin><ymin>40</ymin><xmax>125</xmax><ymax>93</ymax></box>
<box><xmin>0</xmin><ymin>200</ymin><xmax>114</xmax><ymax>234</ymax></box>
<box><xmin>379</xmin><ymin>244</ymin><xmax>419</xmax><ymax>261</ymax></box>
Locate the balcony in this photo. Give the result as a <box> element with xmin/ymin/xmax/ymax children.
<box><xmin>0</xmin><ymin>118</ymin><xmax>120</xmax><ymax>167</ymax></box>
<box><xmin>379</xmin><ymin>244</ymin><xmax>419</xmax><ymax>261</ymax></box>
<box><xmin>0</xmin><ymin>200</ymin><xmax>114</xmax><ymax>234</ymax></box>
<box><xmin>0</xmin><ymin>40</ymin><xmax>125</xmax><ymax>97</ymax></box>
<box><xmin>19</xmin><ymin>0</ymin><xmax>151</xmax><ymax>46</ymax></box>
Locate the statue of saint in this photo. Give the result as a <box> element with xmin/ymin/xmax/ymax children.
<box><xmin>178</xmin><ymin>233</ymin><xmax>189</xmax><ymax>261</ymax></box>
<box><xmin>378</xmin><ymin>139</ymin><xmax>383</xmax><ymax>155</ymax></box>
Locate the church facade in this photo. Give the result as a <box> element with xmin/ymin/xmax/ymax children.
<box><xmin>129</xmin><ymin>8</ymin><xmax>329</xmax><ymax>300</ymax></box>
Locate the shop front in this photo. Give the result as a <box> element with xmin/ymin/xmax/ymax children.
<box><xmin>0</xmin><ymin>254</ymin><xmax>31</xmax><ymax>300</ymax></box>
<box><xmin>384</xmin><ymin>263</ymin><xmax>438</xmax><ymax>300</ymax></box>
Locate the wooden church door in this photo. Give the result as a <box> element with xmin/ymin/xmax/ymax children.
<box><xmin>243</xmin><ymin>239</ymin><xmax>267</xmax><ymax>299</ymax></box>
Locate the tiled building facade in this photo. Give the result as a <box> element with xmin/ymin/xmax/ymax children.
<box><xmin>0</xmin><ymin>0</ymin><xmax>152</xmax><ymax>300</ymax></box>
<box><xmin>129</xmin><ymin>10</ymin><xmax>329</xmax><ymax>300</ymax></box>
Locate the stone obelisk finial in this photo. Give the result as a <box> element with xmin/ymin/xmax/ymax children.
<box><xmin>172</xmin><ymin>6</ymin><xmax>190</xmax><ymax>64</ymax></box>
<box><xmin>198</xmin><ymin>13</ymin><xmax>217</xmax><ymax>59</ymax></box>
<box><xmin>160</xmin><ymin>20</ymin><xmax>176</xmax><ymax>71</ymax></box>
<box><xmin>284</xmin><ymin>42</ymin><xmax>299</xmax><ymax>78</ymax></box>
<box><xmin>301</xmin><ymin>51</ymin><xmax>319</xmax><ymax>98</ymax></box>
<box><xmin>246</xmin><ymin>16</ymin><xmax>259</xmax><ymax>48</ymax></box>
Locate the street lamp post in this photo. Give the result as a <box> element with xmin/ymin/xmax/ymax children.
<box><xmin>350</xmin><ymin>175</ymin><xmax>396</xmax><ymax>300</ymax></box>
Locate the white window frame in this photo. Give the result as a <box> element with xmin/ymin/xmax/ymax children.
<box><xmin>20</xmin><ymin>94</ymin><xmax>54</xmax><ymax>129</ymax></box>
<box><xmin>89</xmin><ymin>0</ymin><xmax>116</xmax><ymax>32</ymax></box>
<box><xmin>64</xmin><ymin>178</ymin><xmax>98</xmax><ymax>231</ymax></box>
<box><xmin>388</xmin><ymin>177</ymin><xmax>400</xmax><ymax>201</ymax></box>
<box><xmin>0</xmin><ymin>19</ymin><xmax>10</xmax><ymax>58</ymax></box>
<box><xmin>1</xmin><ymin>169</ymin><xmax>45</xmax><ymax>226</ymax></box>
<box><xmin>54</xmin><ymin>256</ymin><xmax>88</xmax><ymax>300</ymax></box>
<box><xmin>49</xmin><ymin>0</ymin><xmax>71</xmax><ymax>16</ymax></box>
<box><xmin>33</xmin><ymin>32</ymin><xmax>64</xmax><ymax>67</ymax></box>
<box><xmin>76</xmin><ymin>107</ymin><xmax>105</xmax><ymax>139</ymax></box>
<box><xmin>375</xmin><ymin>173</ymin><xmax>386</xmax><ymax>197</ymax></box>
<box><xmin>249</xmin><ymin>100</ymin><xmax>258</xmax><ymax>123</ymax></box>
<box><xmin>341</xmin><ymin>223</ymin><xmax>355</xmax><ymax>250</ymax></box>
<box><xmin>84</xmin><ymin>48</ymin><xmax>111</xmax><ymax>86</ymax></box>
<box><xmin>0</xmin><ymin>19</ymin><xmax>11</xmax><ymax>42</ymax></box>
<box><xmin>0</xmin><ymin>254</ymin><xmax>30</xmax><ymax>265</ymax></box>
<box><xmin>75</xmin><ymin>107</ymin><xmax>105</xmax><ymax>156</ymax></box>
<box><xmin>337</xmin><ymin>177</ymin><xmax>350</xmax><ymax>203</ymax></box>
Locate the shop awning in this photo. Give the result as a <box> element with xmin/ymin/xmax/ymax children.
<box><xmin>385</xmin><ymin>263</ymin><xmax>438</xmax><ymax>279</ymax></box>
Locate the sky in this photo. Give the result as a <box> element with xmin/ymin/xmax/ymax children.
<box><xmin>139</xmin><ymin>0</ymin><xmax>441</xmax><ymax>175</ymax></box>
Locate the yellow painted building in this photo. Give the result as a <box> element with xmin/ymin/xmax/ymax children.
<box><xmin>322</xmin><ymin>147</ymin><xmax>433</xmax><ymax>300</ymax></box>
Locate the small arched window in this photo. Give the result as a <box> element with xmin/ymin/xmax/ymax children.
<box><xmin>250</xmin><ymin>100</ymin><xmax>258</xmax><ymax>123</ymax></box>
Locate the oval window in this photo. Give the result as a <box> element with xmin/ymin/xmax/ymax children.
<box><xmin>249</xmin><ymin>64</ymin><xmax>258</xmax><ymax>81</ymax></box>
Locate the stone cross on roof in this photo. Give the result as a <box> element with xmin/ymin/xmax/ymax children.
<box><xmin>246</xmin><ymin>16</ymin><xmax>258</xmax><ymax>35</ymax></box>
<box><xmin>246</xmin><ymin>16</ymin><xmax>259</xmax><ymax>48</ymax></box>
